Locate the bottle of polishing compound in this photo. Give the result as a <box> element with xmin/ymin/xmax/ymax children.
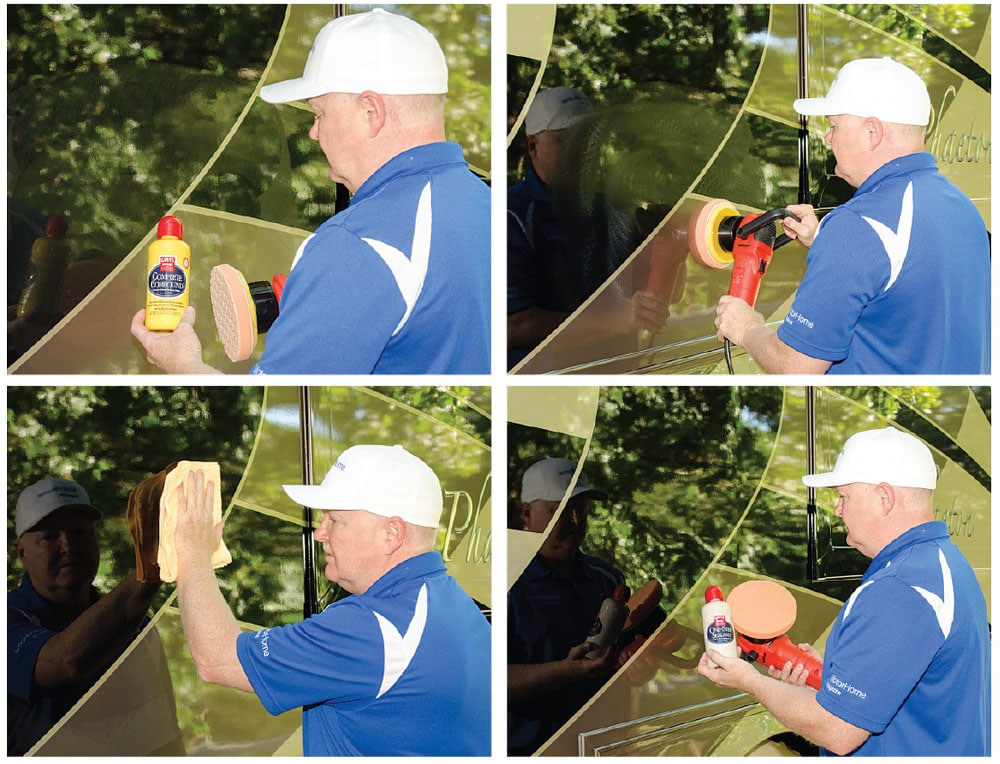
<box><xmin>702</xmin><ymin>586</ymin><xmax>738</xmax><ymax>667</ymax></box>
<box><xmin>144</xmin><ymin>215</ymin><xmax>190</xmax><ymax>331</ymax></box>
<box><xmin>585</xmin><ymin>585</ymin><xmax>630</xmax><ymax>659</ymax></box>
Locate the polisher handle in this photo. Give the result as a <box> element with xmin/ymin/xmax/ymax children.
<box><xmin>727</xmin><ymin>227</ymin><xmax>775</xmax><ymax>307</ymax></box>
<box><xmin>737</xmin><ymin>632</ymin><xmax>822</xmax><ymax>690</ymax></box>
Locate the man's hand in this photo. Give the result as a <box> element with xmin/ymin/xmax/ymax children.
<box><xmin>767</xmin><ymin>642</ymin><xmax>821</xmax><ymax>687</ymax></box>
<box><xmin>697</xmin><ymin>648</ymin><xmax>760</xmax><ymax>692</ymax></box>
<box><xmin>781</xmin><ymin>204</ymin><xmax>820</xmax><ymax>247</ymax></box>
<box><xmin>565</xmin><ymin>640</ymin><xmax>619</xmax><ymax>680</ymax></box>
<box><xmin>715</xmin><ymin>295</ymin><xmax>765</xmax><ymax>346</ymax></box>
<box><xmin>628</xmin><ymin>290</ymin><xmax>670</xmax><ymax>334</ymax></box>
<box><xmin>175</xmin><ymin>470</ymin><xmax>223</xmax><ymax>573</ymax></box>
<box><xmin>130</xmin><ymin>306</ymin><xmax>218</xmax><ymax>374</ymax></box>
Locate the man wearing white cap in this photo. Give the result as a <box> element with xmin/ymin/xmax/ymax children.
<box><xmin>507</xmin><ymin>88</ymin><xmax>669</xmax><ymax>367</ymax></box>
<box><xmin>715</xmin><ymin>57</ymin><xmax>989</xmax><ymax>374</ymax></box>
<box><xmin>8</xmin><ymin>478</ymin><xmax>182</xmax><ymax>755</ymax></box>
<box><xmin>699</xmin><ymin>427</ymin><xmax>990</xmax><ymax>755</ymax></box>
<box><xmin>507</xmin><ymin>458</ymin><xmax>657</xmax><ymax>754</ymax></box>
<box><xmin>172</xmin><ymin>445</ymin><xmax>490</xmax><ymax>755</ymax></box>
<box><xmin>133</xmin><ymin>8</ymin><xmax>489</xmax><ymax>375</ymax></box>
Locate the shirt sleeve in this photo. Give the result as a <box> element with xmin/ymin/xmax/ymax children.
<box><xmin>236</xmin><ymin>599</ymin><xmax>383</xmax><ymax>716</ymax></box>
<box><xmin>777</xmin><ymin>208</ymin><xmax>891</xmax><ymax>361</ymax></box>
<box><xmin>254</xmin><ymin>225</ymin><xmax>406</xmax><ymax>373</ymax></box>
<box><xmin>817</xmin><ymin>578</ymin><xmax>945</xmax><ymax>733</ymax></box>
<box><xmin>7</xmin><ymin>606</ymin><xmax>55</xmax><ymax>700</ymax></box>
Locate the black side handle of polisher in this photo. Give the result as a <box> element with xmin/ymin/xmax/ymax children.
<box><xmin>737</xmin><ymin>207</ymin><xmax>802</xmax><ymax>251</ymax></box>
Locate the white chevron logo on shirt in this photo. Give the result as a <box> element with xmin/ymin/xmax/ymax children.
<box><xmin>363</xmin><ymin>182</ymin><xmax>433</xmax><ymax>336</ymax></box>
<box><xmin>372</xmin><ymin>583</ymin><xmax>428</xmax><ymax>698</ymax></box>
<box><xmin>911</xmin><ymin>549</ymin><xmax>955</xmax><ymax>639</ymax></box>
<box><xmin>843</xmin><ymin>550</ymin><xmax>954</xmax><ymax>640</ymax></box>
<box><xmin>861</xmin><ymin>181</ymin><xmax>914</xmax><ymax>292</ymax></box>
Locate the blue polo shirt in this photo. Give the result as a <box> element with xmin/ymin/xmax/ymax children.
<box><xmin>817</xmin><ymin>522</ymin><xmax>990</xmax><ymax>755</ymax></box>
<box><xmin>507</xmin><ymin>552</ymin><xmax>625</xmax><ymax>755</ymax></box>
<box><xmin>236</xmin><ymin>552</ymin><xmax>490</xmax><ymax>756</ymax></box>
<box><xmin>777</xmin><ymin>153</ymin><xmax>990</xmax><ymax>374</ymax></box>
<box><xmin>252</xmin><ymin>142</ymin><xmax>490</xmax><ymax>374</ymax></box>
<box><xmin>8</xmin><ymin>576</ymin><xmax>106</xmax><ymax>755</ymax></box>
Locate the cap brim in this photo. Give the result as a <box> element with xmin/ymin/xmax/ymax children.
<box><xmin>282</xmin><ymin>483</ymin><xmax>366</xmax><ymax>511</ymax></box>
<box><xmin>260</xmin><ymin>78</ymin><xmax>327</xmax><ymax>105</ymax></box>
<box><xmin>801</xmin><ymin>472</ymin><xmax>842</xmax><ymax>487</ymax></box>
<box><xmin>792</xmin><ymin>97</ymin><xmax>834</xmax><ymax>116</ymax></box>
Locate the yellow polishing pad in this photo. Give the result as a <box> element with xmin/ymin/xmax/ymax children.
<box><xmin>688</xmin><ymin>198</ymin><xmax>739</xmax><ymax>269</ymax></box>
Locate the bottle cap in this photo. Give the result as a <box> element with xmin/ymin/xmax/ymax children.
<box><xmin>613</xmin><ymin>584</ymin><xmax>630</xmax><ymax>601</ymax></box>
<box><xmin>44</xmin><ymin>215</ymin><xmax>69</xmax><ymax>239</ymax></box>
<box><xmin>705</xmin><ymin>585</ymin><xmax>725</xmax><ymax>603</ymax></box>
<box><xmin>157</xmin><ymin>215</ymin><xmax>184</xmax><ymax>240</ymax></box>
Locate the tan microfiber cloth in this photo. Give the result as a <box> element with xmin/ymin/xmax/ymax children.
<box><xmin>158</xmin><ymin>460</ymin><xmax>232</xmax><ymax>583</ymax></box>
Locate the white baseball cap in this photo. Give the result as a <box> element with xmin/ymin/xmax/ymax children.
<box><xmin>520</xmin><ymin>457</ymin><xmax>607</xmax><ymax>504</ymax></box>
<box><xmin>283</xmin><ymin>445</ymin><xmax>443</xmax><ymax>528</ymax></box>
<box><xmin>525</xmin><ymin>87</ymin><xmax>594</xmax><ymax>135</ymax></box>
<box><xmin>793</xmin><ymin>57</ymin><xmax>931</xmax><ymax>126</ymax></box>
<box><xmin>802</xmin><ymin>427</ymin><xmax>937</xmax><ymax>490</ymax></box>
<box><xmin>15</xmin><ymin>477</ymin><xmax>103</xmax><ymax>538</ymax></box>
<box><xmin>260</xmin><ymin>9</ymin><xmax>448</xmax><ymax>104</ymax></box>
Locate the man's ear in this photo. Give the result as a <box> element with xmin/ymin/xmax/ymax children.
<box><xmin>520</xmin><ymin>501</ymin><xmax>533</xmax><ymax>528</ymax></box>
<box><xmin>384</xmin><ymin>516</ymin><xmax>407</xmax><ymax>554</ymax></box>
<box><xmin>526</xmin><ymin>133</ymin><xmax>539</xmax><ymax>159</ymax></box>
<box><xmin>875</xmin><ymin>482</ymin><xmax>896</xmax><ymax>515</ymax></box>
<box><xmin>865</xmin><ymin>117</ymin><xmax>885</xmax><ymax>150</ymax></box>
<box><xmin>359</xmin><ymin>90</ymin><xmax>387</xmax><ymax>136</ymax></box>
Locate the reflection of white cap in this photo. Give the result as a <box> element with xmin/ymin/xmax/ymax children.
<box><xmin>520</xmin><ymin>458</ymin><xmax>607</xmax><ymax>503</ymax></box>
<box><xmin>16</xmin><ymin>478</ymin><xmax>102</xmax><ymax>537</ymax></box>
<box><xmin>283</xmin><ymin>445</ymin><xmax>443</xmax><ymax>528</ymax></box>
<box><xmin>525</xmin><ymin>87</ymin><xmax>593</xmax><ymax>135</ymax></box>
<box><xmin>260</xmin><ymin>9</ymin><xmax>448</xmax><ymax>104</ymax></box>
<box><xmin>802</xmin><ymin>427</ymin><xmax>937</xmax><ymax>489</ymax></box>
<box><xmin>792</xmin><ymin>57</ymin><xmax>931</xmax><ymax>126</ymax></box>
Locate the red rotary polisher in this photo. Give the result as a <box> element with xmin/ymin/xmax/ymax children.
<box><xmin>210</xmin><ymin>264</ymin><xmax>286</xmax><ymax>362</ymax></box>
<box><xmin>688</xmin><ymin>200</ymin><xmax>799</xmax><ymax>372</ymax></box>
<box><xmin>727</xmin><ymin>579</ymin><xmax>822</xmax><ymax>690</ymax></box>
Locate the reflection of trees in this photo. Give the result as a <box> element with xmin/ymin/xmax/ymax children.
<box><xmin>508</xmin><ymin>386</ymin><xmax>977</xmax><ymax>611</ymax></box>
<box><xmin>507</xmin><ymin>4</ymin><xmax>769</xmax><ymax>187</ymax></box>
<box><xmin>9</xmin><ymin>5</ymin><xmax>491</xmax><ymax>267</ymax></box>
<box><xmin>7</xmin><ymin>386</ymin><xmax>491</xmax><ymax>623</ymax></box>
<box><xmin>6</xmin><ymin>386</ymin><xmax>264</xmax><ymax>609</ymax></box>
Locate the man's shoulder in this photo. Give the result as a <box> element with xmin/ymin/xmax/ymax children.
<box><xmin>577</xmin><ymin>552</ymin><xmax>626</xmax><ymax>585</ymax></box>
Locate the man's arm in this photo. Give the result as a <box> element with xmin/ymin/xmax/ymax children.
<box><xmin>174</xmin><ymin>470</ymin><xmax>252</xmax><ymax>692</ymax></box>
<box><xmin>507</xmin><ymin>307</ymin><xmax>569</xmax><ymax>351</ymax></box>
<box><xmin>32</xmin><ymin>575</ymin><xmax>161</xmax><ymax>687</ymax></box>
<box><xmin>131</xmin><ymin>307</ymin><xmax>220</xmax><ymax>374</ymax></box>
<box><xmin>508</xmin><ymin>641</ymin><xmax>617</xmax><ymax>706</ymax></box>
<box><xmin>714</xmin><ymin>297</ymin><xmax>831</xmax><ymax>374</ymax></box>
<box><xmin>698</xmin><ymin>650</ymin><xmax>869</xmax><ymax>755</ymax></box>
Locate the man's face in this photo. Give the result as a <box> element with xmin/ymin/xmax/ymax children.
<box><xmin>832</xmin><ymin>482</ymin><xmax>884</xmax><ymax>558</ymax></box>
<box><xmin>527</xmin><ymin>129</ymin><xmax>566</xmax><ymax>187</ymax></box>
<box><xmin>14</xmin><ymin>508</ymin><xmax>100</xmax><ymax>604</ymax></box>
<box><xmin>307</xmin><ymin>92</ymin><xmax>368</xmax><ymax>192</ymax></box>
<box><xmin>313</xmin><ymin>509</ymin><xmax>385</xmax><ymax>594</ymax></box>
<box><xmin>824</xmin><ymin>114</ymin><xmax>871</xmax><ymax>188</ymax></box>
<box><xmin>522</xmin><ymin>494</ymin><xmax>590</xmax><ymax>567</ymax></box>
